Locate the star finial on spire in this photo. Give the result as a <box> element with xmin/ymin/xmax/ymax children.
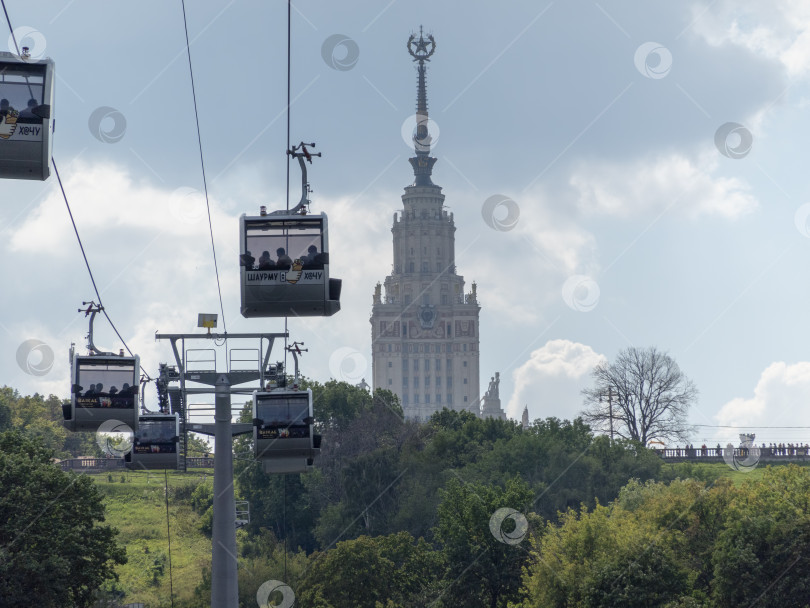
<box><xmin>407</xmin><ymin>25</ymin><xmax>435</xmax><ymax>62</ymax></box>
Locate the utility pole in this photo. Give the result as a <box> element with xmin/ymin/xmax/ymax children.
<box><xmin>601</xmin><ymin>387</ymin><xmax>614</xmax><ymax>443</ymax></box>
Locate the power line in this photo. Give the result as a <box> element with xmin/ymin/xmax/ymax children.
<box><xmin>694</xmin><ymin>424</ymin><xmax>810</xmax><ymax>430</ymax></box>
<box><xmin>1</xmin><ymin>0</ymin><xmax>18</xmax><ymax>56</ymax></box>
<box><xmin>180</xmin><ymin>0</ymin><xmax>227</xmax><ymax>333</ymax></box>
<box><xmin>53</xmin><ymin>159</ymin><xmax>151</xmax><ymax>379</ymax></box>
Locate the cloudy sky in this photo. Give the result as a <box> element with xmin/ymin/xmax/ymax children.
<box><xmin>3</xmin><ymin>0</ymin><xmax>810</xmax><ymax>447</ymax></box>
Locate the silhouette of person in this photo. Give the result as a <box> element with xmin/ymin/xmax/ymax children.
<box><xmin>240</xmin><ymin>250</ymin><xmax>255</xmax><ymax>268</ymax></box>
<box><xmin>18</xmin><ymin>98</ymin><xmax>38</xmax><ymax>122</ymax></box>
<box><xmin>109</xmin><ymin>386</ymin><xmax>119</xmax><ymax>396</ymax></box>
<box><xmin>276</xmin><ymin>247</ymin><xmax>292</xmax><ymax>269</ymax></box>
<box><xmin>258</xmin><ymin>250</ymin><xmax>274</xmax><ymax>270</ymax></box>
<box><xmin>0</xmin><ymin>98</ymin><xmax>13</xmax><ymax>118</ymax></box>
<box><xmin>302</xmin><ymin>244</ymin><xmax>318</xmax><ymax>264</ymax></box>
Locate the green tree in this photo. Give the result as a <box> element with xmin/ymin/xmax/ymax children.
<box><xmin>433</xmin><ymin>476</ymin><xmax>535</xmax><ymax>608</ymax></box>
<box><xmin>0</xmin><ymin>387</ymin><xmax>97</xmax><ymax>457</ymax></box>
<box><xmin>0</xmin><ymin>431</ymin><xmax>126</xmax><ymax>607</ymax></box>
<box><xmin>297</xmin><ymin>531</ymin><xmax>443</xmax><ymax>607</ymax></box>
<box><xmin>709</xmin><ymin>466</ymin><xmax>810</xmax><ymax>607</ymax></box>
<box><xmin>520</xmin><ymin>468</ymin><xmax>810</xmax><ymax>607</ymax></box>
<box><xmin>185</xmin><ymin>432</ymin><xmax>211</xmax><ymax>456</ymax></box>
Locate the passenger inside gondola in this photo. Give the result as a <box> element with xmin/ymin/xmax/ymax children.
<box><xmin>302</xmin><ymin>245</ymin><xmax>318</xmax><ymax>264</ymax></box>
<box><xmin>240</xmin><ymin>251</ymin><xmax>255</xmax><ymax>268</ymax></box>
<box><xmin>17</xmin><ymin>98</ymin><xmax>39</xmax><ymax>123</ymax></box>
<box><xmin>275</xmin><ymin>247</ymin><xmax>292</xmax><ymax>269</ymax></box>
<box><xmin>0</xmin><ymin>98</ymin><xmax>13</xmax><ymax>117</ymax></box>
<box><xmin>258</xmin><ymin>250</ymin><xmax>274</xmax><ymax>269</ymax></box>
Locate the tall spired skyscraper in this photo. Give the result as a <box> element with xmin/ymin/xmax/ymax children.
<box><xmin>370</xmin><ymin>28</ymin><xmax>481</xmax><ymax>421</ymax></box>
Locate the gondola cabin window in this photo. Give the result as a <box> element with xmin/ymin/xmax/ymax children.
<box><xmin>256</xmin><ymin>395</ymin><xmax>310</xmax><ymax>439</ymax></box>
<box><xmin>244</xmin><ymin>220</ymin><xmax>325</xmax><ymax>271</ymax></box>
<box><xmin>134</xmin><ymin>419</ymin><xmax>177</xmax><ymax>454</ymax></box>
<box><xmin>75</xmin><ymin>359</ymin><xmax>138</xmax><ymax>408</ymax></box>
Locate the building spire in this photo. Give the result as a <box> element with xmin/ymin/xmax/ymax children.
<box><xmin>407</xmin><ymin>26</ymin><xmax>438</xmax><ymax>187</ymax></box>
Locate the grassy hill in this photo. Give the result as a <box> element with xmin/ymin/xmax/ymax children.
<box><xmin>91</xmin><ymin>469</ymin><xmax>213</xmax><ymax>606</ymax></box>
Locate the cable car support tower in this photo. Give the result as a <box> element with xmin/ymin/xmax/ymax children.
<box><xmin>155</xmin><ymin>330</ymin><xmax>288</xmax><ymax>606</ymax></box>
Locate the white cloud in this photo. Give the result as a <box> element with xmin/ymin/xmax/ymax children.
<box><xmin>714</xmin><ymin>361</ymin><xmax>810</xmax><ymax>445</ymax></box>
<box><xmin>570</xmin><ymin>153</ymin><xmax>758</xmax><ymax>220</ymax></box>
<box><xmin>457</xmin><ymin>187</ymin><xmax>599</xmax><ymax>327</ymax></box>
<box><xmin>507</xmin><ymin>339</ymin><xmax>606</xmax><ymax>423</ymax></box>
<box><xmin>693</xmin><ymin>0</ymin><xmax>810</xmax><ymax>78</ymax></box>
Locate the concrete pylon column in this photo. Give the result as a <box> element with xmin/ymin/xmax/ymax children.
<box><xmin>211</xmin><ymin>373</ymin><xmax>238</xmax><ymax>606</ymax></box>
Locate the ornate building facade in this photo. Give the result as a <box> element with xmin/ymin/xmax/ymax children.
<box><xmin>370</xmin><ymin>29</ymin><xmax>481</xmax><ymax>421</ymax></box>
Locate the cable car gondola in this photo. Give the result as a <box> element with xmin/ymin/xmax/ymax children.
<box><xmin>0</xmin><ymin>50</ymin><xmax>54</xmax><ymax>180</ymax></box>
<box><xmin>253</xmin><ymin>388</ymin><xmax>320</xmax><ymax>474</ymax></box>
<box><xmin>240</xmin><ymin>211</ymin><xmax>341</xmax><ymax>317</ymax></box>
<box><xmin>239</xmin><ymin>142</ymin><xmax>341</xmax><ymax>318</ymax></box>
<box><xmin>125</xmin><ymin>413</ymin><xmax>180</xmax><ymax>470</ymax></box>
<box><xmin>64</xmin><ymin>352</ymin><xmax>140</xmax><ymax>433</ymax></box>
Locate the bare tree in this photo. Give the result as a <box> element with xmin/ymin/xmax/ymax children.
<box><xmin>581</xmin><ymin>346</ymin><xmax>697</xmax><ymax>445</ymax></box>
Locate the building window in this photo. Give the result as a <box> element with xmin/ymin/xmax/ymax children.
<box><xmin>425</xmin><ymin>395</ymin><xmax>430</xmax><ymax>404</ymax></box>
<box><xmin>463</xmin><ymin>344</ymin><xmax>467</xmax><ymax>352</ymax></box>
<box><xmin>388</xmin><ymin>344</ymin><xmax>392</xmax><ymax>352</ymax></box>
<box><xmin>463</xmin><ymin>361</ymin><xmax>467</xmax><ymax>367</ymax></box>
<box><xmin>415</xmin><ymin>394</ymin><xmax>419</xmax><ymax>403</ymax></box>
<box><xmin>464</xmin><ymin>396</ymin><xmax>468</xmax><ymax>402</ymax></box>
<box><xmin>413</xmin><ymin>359</ymin><xmax>419</xmax><ymax>371</ymax></box>
<box><xmin>435</xmin><ymin>359</ymin><xmax>441</xmax><ymax>371</ymax></box>
<box><xmin>422</xmin><ymin>261</ymin><xmax>429</xmax><ymax>272</ymax></box>
<box><xmin>447</xmin><ymin>325</ymin><xmax>452</xmax><ymax>337</ymax></box>
<box><xmin>410</xmin><ymin>247</ymin><xmax>414</xmax><ymax>255</ymax></box>
<box><xmin>388</xmin><ymin>361</ymin><xmax>392</xmax><ymax>368</ymax></box>
<box><xmin>404</xmin><ymin>294</ymin><xmax>412</xmax><ymax>305</ymax></box>
<box><xmin>409</xmin><ymin>262</ymin><xmax>415</xmax><ymax>273</ymax></box>
<box><xmin>422</xmin><ymin>294</ymin><xmax>429</xmax><ymax>306</ymax></box>
<box><xmin>463</xmin><ymin>378</ymin><xmax>467</xmax><ymax>384</ymax></box>
<box><xmin>447</xmin><ymin>358</ymin><xmax>452</xmax><ymax>369</ymax></box>
<box><xmin>403</xmin><ymin>377</ymin><xmax>408</xmax><ymax>388</ymax></box>
<box><xmin>403</xmin><ymin>394</ymin><xmax>409</xmax><ymax>405</ymax></box>
<box><xmin>436</xmin><ymin>394</ymin><xmax>442</xmax><ymax>403</ymax></box>
<box><xmin>402</xmin><ymin>359</ymin><xmax>408</xmax><ymax>371</ymax></box>
<box><xmin>447</xmin><ymin>377</ymin><xmax>452</xmax><ymax>387</ymax></box>
<box><xmin>436</xmin><ymin>262</ymin><xmax>441</xmax><ymax>272</ymax></box>
<box><xmin>403</xmin><ymin>324</ymin><xmax>407</xmax><ymax>336</ymax></box>
<box><xmin>414</xmin><ymin>377</ymin><xmax>419</xmax><ymax>388</ymax></box>
<box><xmin>388</xmin><ymin>379</ymin><xmax>392</xmax><ymax>386</ymax></box>
<box><xmin>441</xmin><ymin>294</ymin><xmax>448</xmax><ymax>305</ymax></box>
<box><xmin>447</xmin><ymin>393</ymin><xmax>452</xmax><ymax>403</ymax></box>
<box><xmin>425</xmin><ymin>376</ymin><xmax>430</xmax><ymax>387</ymax></box>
